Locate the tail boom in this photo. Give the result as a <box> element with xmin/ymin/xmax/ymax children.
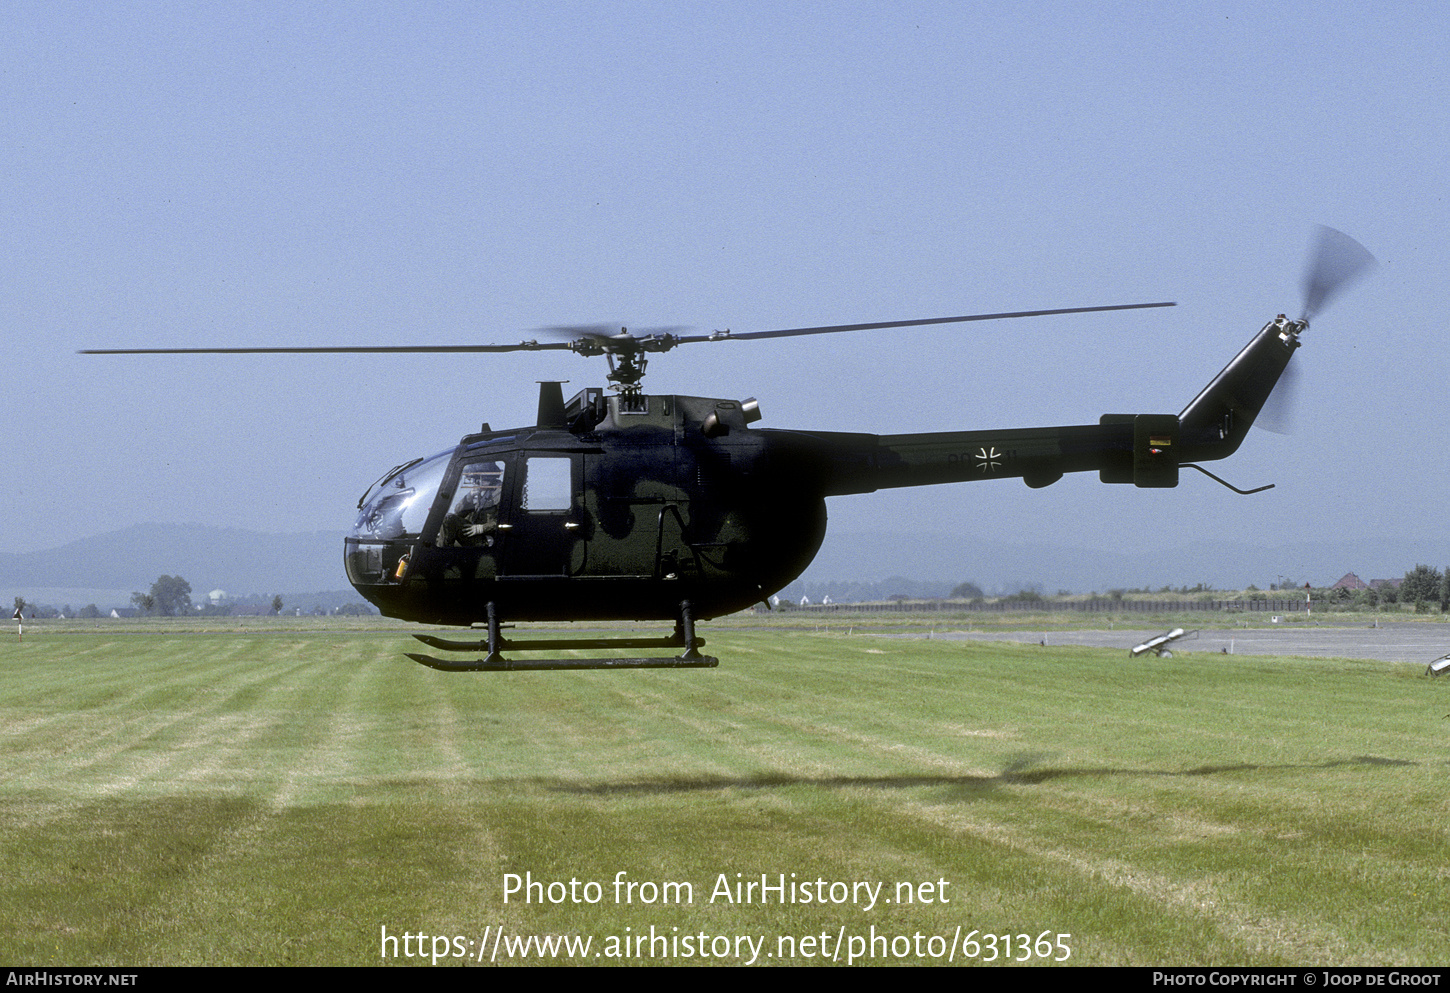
<box><xmin>768</xmin><ymin>315</ymin><xmax>1302</xmax><ymax>496</ymax></box>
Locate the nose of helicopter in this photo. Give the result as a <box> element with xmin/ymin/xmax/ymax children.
<box><xmin>345</xmin><ymin>449</ymin><xmax>452</xmax><ymax>596</ymax></box>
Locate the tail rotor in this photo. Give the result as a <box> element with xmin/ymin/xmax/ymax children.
<box><xmin>1258</xmin><ymin>226</ymin><xmax>1375</xmax><ymax>435</ymax></box>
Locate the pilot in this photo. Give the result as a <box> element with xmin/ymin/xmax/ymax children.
<box><xmin>439</xmin><ymin>464</ymin><xmax>503</xmax><ymax>547</ymax></box>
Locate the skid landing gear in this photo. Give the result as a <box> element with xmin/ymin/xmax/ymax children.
<box><xmin>405</xmin><ymin>601</ymin><xmax>719</xmax><ymax>672</ymax></box>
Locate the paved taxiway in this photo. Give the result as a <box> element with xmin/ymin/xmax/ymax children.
<box><xmin>933</xmin><ymin>622</ymin><xmax>1450</xmax><ymax>666</ymax></box>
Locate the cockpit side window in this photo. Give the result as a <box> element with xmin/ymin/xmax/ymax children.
<box><xmin>521</xmin><ymin>456</ymin><xmax>572</xmax><ymax>512</ymax></box>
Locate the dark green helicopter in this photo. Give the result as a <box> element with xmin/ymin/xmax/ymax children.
<box><xmin>85</xmin><ymin>227</ymin><xmax>1373</xmax><ymax>672</ymax></box>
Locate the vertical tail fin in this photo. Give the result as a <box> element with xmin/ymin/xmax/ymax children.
<box><xmin>1176</xmin><ymin>317</ymin><xmax>1303</xmax><ymax>463</ymax></box>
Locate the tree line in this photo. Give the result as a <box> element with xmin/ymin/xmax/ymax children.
<box><xmin>130</xmin><ymin>576</ymin><xmax>291</xmax><ymax>616</ymax></box>
<box><xmin>1324</xmin><ymin>564</ymin><xmax>1450</xmax><ymax>612</ymax></box>
<box><xmin>11</xmin><ymin>578</ymin><xmax>288</xmax><ymax>618</ymax></box>
<box><xmin>943</xmin><ymin>564</ymin><xmax>1450</xmax><ymax>611</ymax></box>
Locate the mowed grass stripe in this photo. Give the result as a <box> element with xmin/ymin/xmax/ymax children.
<box><xmin>1</xmin><ymin>628</ymin><xmax>1445</xmax><ymax>965</ymax></box>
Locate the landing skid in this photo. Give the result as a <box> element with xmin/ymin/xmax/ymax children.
<box><xmin>405</xmin><ymin>653</ymin><xmax>717</xmax><ymax>672</ymax></box>
<box><xmin>406</xmin><ymin>600</ymin><xmax>719</xmax><ymax>672</ymax></box>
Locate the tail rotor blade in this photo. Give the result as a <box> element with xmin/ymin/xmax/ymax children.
<box><xmin>1301</xmin><ymin>225</ymin><xmax>1376</xmax><ymax>322</ymax></box>
<box><xmin>1256</xmin><ymin>356</ymin><xmax>1300</xmax><ymax>435</ymax></box>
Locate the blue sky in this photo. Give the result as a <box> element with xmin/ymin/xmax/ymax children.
<box><xmin>4</xmin><ymin>2</ymin><xmax>1445</xmax><ymax>585</ymax></box>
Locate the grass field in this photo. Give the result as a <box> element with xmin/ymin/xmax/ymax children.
<box><xmin>1</xmin><ymin>621</ymin><xmax>1445</xmax><ymax>966</ymax></box>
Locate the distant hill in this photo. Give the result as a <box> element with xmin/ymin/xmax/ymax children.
<box><xmin>0</xmin><ymin>523</ymin><xmax>348</xmax><ymax>600</ymax></box>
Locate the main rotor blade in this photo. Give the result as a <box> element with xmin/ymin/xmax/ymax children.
<box><xmin>81</xmin><ymin>304</ymin><xmax>1173</xmax><ymax>356</ymax></box>
<box><xmin>79</xmin><ymin>341</ymin><xmax>574</xmax><ymax>355</ymax></box>
<box><xmin>1301</xmin><ymin>225</ymin><xmax>1375</xmax><ymax>322</ymax></box>
<box><xmin>678</xmin><ymin>301</ymin><xmax>1176</xmax><ymax>343</ymax></box>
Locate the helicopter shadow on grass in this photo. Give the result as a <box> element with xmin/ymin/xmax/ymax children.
<box><xmin>543</xmin><ymin>753</ymin><xmax>1417</xmax><ymax>800</ymax></box>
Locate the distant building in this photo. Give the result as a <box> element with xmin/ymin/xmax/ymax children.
<box><xmin>1329</xmin><ymin>573</ymin><xmax>1405</xmax><ymax>592</ymax></box>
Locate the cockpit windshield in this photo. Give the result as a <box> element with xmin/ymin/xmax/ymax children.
<box><xmin>352</xmin><ymin>449</ymin><xmax>451</xmax><ymax>540</ymax></box>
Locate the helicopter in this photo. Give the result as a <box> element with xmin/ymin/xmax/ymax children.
<box><xmin>84</xmin><ymin>227</ymin><xmax>1374</xmax><ymax>672</ymax></box>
